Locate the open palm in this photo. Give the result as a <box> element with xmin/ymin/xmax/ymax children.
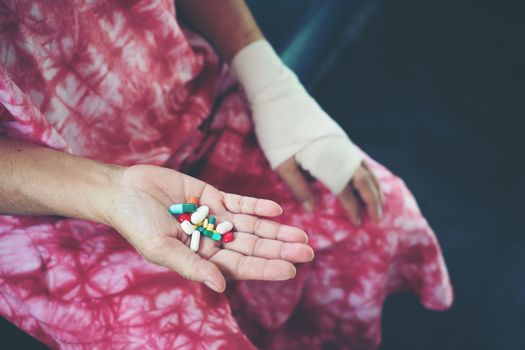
<box><xmin>107</xmin><ymin>165</ymin><xmax>314</xmax><ymax>292</ymax></box>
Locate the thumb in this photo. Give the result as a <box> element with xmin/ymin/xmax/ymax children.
<box><xmin>276</xmin><ymin>158</ymin><xmax>315</xmax><ymax>212</ymax></box>
<box><xmin>146</xmin><ymin>236</ymin><xmax>226</xmax><ymax>292</ymax></box>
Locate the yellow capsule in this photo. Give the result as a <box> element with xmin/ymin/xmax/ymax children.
<box><xmin>207</xmin><ymin>223</ymin><xmax>214</xmax><ymax>231</ymax></box>
<box><xmin>202</xmin><ymin>218</ymin><xmax>208</xmax><ymax>228</ymax></box>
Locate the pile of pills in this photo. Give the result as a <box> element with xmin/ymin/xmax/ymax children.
<box><xmin>168</xmin><ymin>196</ymin><xmax>235</xmax><ymax>252</ymax></box>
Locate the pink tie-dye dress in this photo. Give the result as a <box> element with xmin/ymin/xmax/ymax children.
<box><xmin>0</xmin><ymin>1</ymin><xmax>453</xmax><ymax>349</ymax></box>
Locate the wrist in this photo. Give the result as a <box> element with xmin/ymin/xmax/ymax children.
<box><xmin>84</xmin><ymin>162</ymin><xmax>125</xmax><ymax>226</ymax></box>
<box><xmin>230</xmin><ymin>40</ymin><xmax>287</xmax><ymax>102</ymax></box>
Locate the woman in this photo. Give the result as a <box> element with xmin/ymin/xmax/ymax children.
<box><xmin>0</xmin><ymin>1</ymin><xmax>453</xmax><ymax>349</ymax></box>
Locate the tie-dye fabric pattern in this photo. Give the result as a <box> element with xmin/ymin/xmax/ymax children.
<box><xmin>0</xmin><ymin>1</ymin><xmax>452</xmax><ymax>349</ymax></box>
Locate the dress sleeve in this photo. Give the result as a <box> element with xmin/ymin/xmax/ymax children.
<box><xmin>0</xmin><ymin>64</ymin><xmax>67</xmax><ymax>150</ymax></box>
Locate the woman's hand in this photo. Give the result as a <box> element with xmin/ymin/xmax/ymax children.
<box><xmin>277</xmin><ymin>159</ymin><xmax>382</xmax><ymax>226</ymax></box>
<box><xmin>0</xmin><ymin>137</ymin><xmax>312</xmax><ymax>293</ymax></box>
<box><xmin>231</xmin><ymin>40</ymin><xmax>383</xmax><ymax>225</ymax></box>
<box><xmin>107</xmin><ymin>165</ymin><xmax>314</xmax><ymax>293</ymax></box>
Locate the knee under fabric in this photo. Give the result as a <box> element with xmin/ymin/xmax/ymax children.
<box><xmin>231</xmin><ymin>40</ymin><xmax>363</xmax><ymax>195</ymax></box>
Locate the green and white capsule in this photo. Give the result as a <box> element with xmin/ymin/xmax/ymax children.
<box><xmin>202</xmin><ymin>229</ymin><xmax>221</xmax><ymax>241</ymax></box>
<box><xmin>169</xmin><ymin>203</ymin><xmax>197</xmax><ymax>215</ymax></box>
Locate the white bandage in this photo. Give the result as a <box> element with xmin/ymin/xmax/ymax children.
<box><xmin>231</xmin><ymin>40</ymin><xmax>363</xmax><ymax>195</ymax></box>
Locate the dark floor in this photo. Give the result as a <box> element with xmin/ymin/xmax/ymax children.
<box><xmin>2</xmin><ymin>0</ymin><xmax>524</xmax><ymax>349</ymax></box>
<box><xmin>314</xmin><ymin>0</ymin><xmax>525</xmax><ymax>349</ymax></box>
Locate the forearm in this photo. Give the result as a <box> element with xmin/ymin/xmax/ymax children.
<box><xmin>0</xmin><ymin>136</ymin><xmax>122</xmax><ymax>224</ymax></box>
<box><xmin>178</xmin><ymin>0</ymin><xmax>263</xmax><ymax>60</ymax></box>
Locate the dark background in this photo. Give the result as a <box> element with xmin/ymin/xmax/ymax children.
<box><xmin>319</xmin><ymin>1</ymin><xmax>524</xmax><ymax>349</ymax></box>
<box><xmin>2</xmin><ymin>0</ymin><xmax>524</xmax><ymax>349</ymax></box>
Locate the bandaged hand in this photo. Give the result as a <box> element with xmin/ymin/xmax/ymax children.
<box><xmin>231</xmin><ymin>40</ymin><xmax>383</xmax><ymax>225</ymax></box>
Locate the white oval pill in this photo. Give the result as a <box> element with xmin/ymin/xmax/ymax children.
<box><xmin>191</xmin><ymin>205</ymin><xmax>209</xmax><ymax>224</ymax></box>
<box><xmin>190</xmin><ymin>230</ymin><xmax>201</xmax><ymax>252</ymax></box>
<box><xmin>216</xmin><ymin>221</ymin><xmax>233</xmax><ymax>234</ymax></box>
<box><xmin>180</xmin><ymin>220</ymin><xmax>195</xmax><ymax>235</ymax></box>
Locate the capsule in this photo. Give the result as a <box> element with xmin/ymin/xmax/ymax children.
<box><xmin>222</xmin><ymin>232</ymin><xmax>234</xmax><ymax>243</ymax></box>
<box><xmin>201</xmin><ymin>218</ymin><xmax>208</xmax><ymax>228</ymax></box>
<box><xmin>188</xmin><ymin>196</ymin><xmax>199</xmax><ymax>205</ymax></box>
<box><xmin>190</xmin><ymin>230</ymin><xmax>201</xmax><ymax>252</ymax></box>
<box><xmin>203</xmin><ymin>229</ymin><xmax>220</xmax><ymax>240</ymax></box>
<box><xmin>208</xmin><ymin>216</ymin><xmax>216</xmax><ymax>225</ymax></box>
<box><xmin>191</xmin><ymin>205</ymin><xmax>209</xmax><ymax>224</ymax></box>
<box><xmin>180</xmin><ymin>221</ymin><xmax>196</xmax><ymax>235</ymax></box>
<box><xmin>216</xmin><ymin>221</ymin><xmax>233</xmax><ymax>234</ymax></box>
<box><xmin>169</xmin><ymin>203</ymin><xmax>197</xmax><ymax>215</ymax></box>
<box><xmin>177</xmin><ymin>213</ymin><xmax>191</xmax><ymax>223</ymax></box>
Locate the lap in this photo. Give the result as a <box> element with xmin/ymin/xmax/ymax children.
<box><xmin>0</xmin><ymin>218</ymin><xmax>254</xmax><ymax>349</ymax></box>
<box><xmin>0</xmin><ymin>90</ymin><xmax>452</xmax><ymax>349</ymax></box>
<box><xmin>196</xmin><ymin>90</ymin><xmax>453</xmax><ymax>348</ymax></box>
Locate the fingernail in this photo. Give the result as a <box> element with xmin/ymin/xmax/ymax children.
<box><xmin>204</xmin><ymin>280</ymin><xmax>220</xmax><ymax>292</ymax></box>
<box><xmin>302</xmin><ymin>201</ymin><xmax>314</xmax><ymax>212</ymax></box>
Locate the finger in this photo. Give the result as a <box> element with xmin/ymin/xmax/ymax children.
<box><xmin>362</xmin><ymin>161</ymin><xmax>383</xmax><ymax>202</ymax></box>
<box><xmin>146</xmin><ymin>236</ymin><xmax>226</xmax><ymax>292</ymax></box>
<box><xmin>337</xmin><ymin>185</ymin><xmax>362</xmax><ymax>226</ymax></box>
<box><xmin>222</xmin><ymin>193</ymin><xmax>282</xmax><ymax>217</ymax></box>
<box><xmin>276</xmin><ymin>158</ymin><xmax>315</xmax><ymax>212</ymax></box>
<box><xmin>352</xmin><ymin>167</ymin><xmax>382</xmax><ymax>220</ymax></box>
<box><xmin>209</xmin><ymin>249</ymin><xmax>297</xmax><ymax>281</ymax></box>
<box><xmin>224</xmin><ymin>232</ymin><xmax>314</xmax><ymax>263</ymax></box>
<box><xmin>226</xmin><ymin>213</ymin><xmax>308</xmax><ymax>243</ymax></box>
